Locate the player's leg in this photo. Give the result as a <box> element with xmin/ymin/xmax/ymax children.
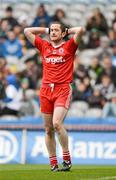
<box><xmin>40</xmin><ymin>90</ymin><xmax>59</xmax><ymax>171</ymax></box>
<box><xmin>52</xmin><ymin>85</ymin><xmax>72</xmax><ymax>171</ymax></box>
<box><xmin>43</xmin><ymin>113</ymin><xmax>55</xmax><ymax>156</ymax></box>
<box><xmin>53</xmin><ymin>107</ymin><xmax>68</xmax><ymax>151</ymax></box>
<box><xmin>42</xmin><ymin>113</ymin><xmax>59</xmax><ymax>171</ymax></box>
<box><xmin>53</xmin><ymin>107</ymin><xmax>71</xmax><ymax>171</ymax></box>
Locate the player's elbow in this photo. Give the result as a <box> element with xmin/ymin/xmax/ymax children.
<box><xmin>24</xmin><ymin>28</ymin><xmax>29</xmax><ymax>36</ymax></box>
<box><xmin>78</xmin><ymin>27</ymin><xmax>84</xmax><ymax>35</ymax></box>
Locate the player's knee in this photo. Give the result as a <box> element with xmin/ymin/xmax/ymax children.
<box><xmin>45</xmin><ymin>127</ymin><xmax>54</xmax><ymax>137</ymax></box>
<box><xmin>53</xmin><ymin>122</ymin><xmax>61</xmax><ymax>132</ymax></box>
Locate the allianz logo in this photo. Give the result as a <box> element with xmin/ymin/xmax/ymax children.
<box><xmin>71</xmin><ymin>141</ymin><xmax>116</xmax><ymax>159</ymax></box>
<box><xmin>31</xmin><ymin>136</ymin><xmax>116</xmax><ymax>159</ymax></box>
<box><xmin>45</xmin><ymin>56</ymin><xmax>65</xmax><ymax>64</ymax></box>
<box><xmin>0</xmin><ymin>131</ymin><xmax>18</xmax><ymax>163</ymax></box>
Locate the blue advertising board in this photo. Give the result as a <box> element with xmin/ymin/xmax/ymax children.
<box><xmin>26</xmin><ymin>131</ymin><xmax>116</xmax><ymax>165</ymax></box>
<box><xmin>0</xmin><ymin>130</ymin><xmax>116</xmax><ymax>164</ymax></box>
<box><xmin>0</xmin><ymin>131</ymin><xmax>23</xmax><ymax>164</ymax></box>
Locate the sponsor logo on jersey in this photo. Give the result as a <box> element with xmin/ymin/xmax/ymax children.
<box><xmin>45</xmin><ymin>56</ymin><xmax>65</xmax><ymax>64</ymax></box>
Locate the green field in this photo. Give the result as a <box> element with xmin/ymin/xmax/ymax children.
<box><xmin>0</xmin><ymin>165</ymin><xmax>116</xmax><ymax>180</ymax></box>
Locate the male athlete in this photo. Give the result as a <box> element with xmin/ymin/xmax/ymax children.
<box><xmin>24</xmin><ymin>22</ymin><xmax>83</xmax><ymax>171</ymax></box>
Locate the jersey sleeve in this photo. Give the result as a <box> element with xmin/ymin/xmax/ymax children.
<box><xmin>66</xmin><ymin>37</ymin><xmax>78</xmax><ymax>54</ymax></box>
<box><xmin>34</xmin><ymin>35</ymin><xmax>45</xmax><ymax>53</ymax></box>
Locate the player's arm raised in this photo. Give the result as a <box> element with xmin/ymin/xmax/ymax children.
<box><xmin>68</xmin><ymin>27</ymin><xmax>84</xmax><ymax>45</ymax></box>
<box><xmin>24</xmin><ymin>27</ymin><xmax>49</xmax><ymax>46</ymax></box>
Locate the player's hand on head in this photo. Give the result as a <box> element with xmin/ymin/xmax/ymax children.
<box><xmin>65</xmin><ymin>28</ymin><xmax>69</xmax><ymax>36</ymax></box>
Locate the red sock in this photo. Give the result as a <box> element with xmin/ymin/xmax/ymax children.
<box><xmin>63</xmin><ymin>151</ymin><xmax>71</xmax><ymax>162</ymax></box>
<box><xmin>49</xmin><ymin>155</ymin><xmax>58</xmax><ymax>167</ymax></box>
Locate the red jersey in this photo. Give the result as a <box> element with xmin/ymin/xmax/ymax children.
<box><xmin>35</xmin><ymin>36</ymin><xmax>78</xmax><ymax>84</ymax></box>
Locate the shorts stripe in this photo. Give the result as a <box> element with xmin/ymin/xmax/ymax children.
<box><xmin>65</xmin><ymin>84</ymin><xmax>72</xmax><ymax>109</ymax></box>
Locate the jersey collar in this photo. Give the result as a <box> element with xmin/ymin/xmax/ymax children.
<box><xmin>51</xmin><ymin>41</ymin><xmax>65</xmax><ymax>49</ymax></box>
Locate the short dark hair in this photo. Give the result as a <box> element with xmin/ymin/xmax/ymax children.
<box><xmin>49</xmin><ymin>21</ymin><xmax>66</xmax><ymax>33</ymax></box>
<box><xmin>6</xmin><ymin>6</ymin><xmax>13</xmax><ymax>12</ymax></box>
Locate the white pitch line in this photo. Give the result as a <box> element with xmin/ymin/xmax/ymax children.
<box><xmin>96</xmin><ymin>176</ymin><xmax>116</xmax><ymax>180</ymax></box>
<box><xmin>79</xmin><ymin>177</ymin><xmax>116</xmax><ymax>180</ymax></box>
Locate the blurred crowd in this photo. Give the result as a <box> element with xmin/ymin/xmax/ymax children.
<box><xmin>0</xmin><ymin>3</ymin><xmax>116</xmax><ymax>119</ymax></box>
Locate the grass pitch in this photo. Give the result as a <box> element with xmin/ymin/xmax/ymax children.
<box><xmin>0</xmin><ymin>165</ymin><xmax>116</xmax><ymax>180</ymax></box>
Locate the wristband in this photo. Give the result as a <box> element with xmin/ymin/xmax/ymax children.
<box><xmin>45</xmin><ymin>28</ymin><xmax>49</xmax><ymax>34</ymax></box>
<box><xmin>65</xmin><ymin>28</ymin><xmax>69</xmax><ymax>35</ymax></box>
